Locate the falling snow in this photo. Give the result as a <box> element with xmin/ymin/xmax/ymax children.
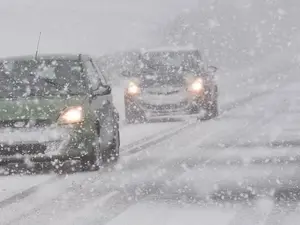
<box><xmin>0</xmin><ymin>0</ymin><xmax>299</xmax><ymax>225</ymax></box>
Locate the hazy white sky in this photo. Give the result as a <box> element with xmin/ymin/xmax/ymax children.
<box><xmin>0</xmin><ymin>0</ymin><xmax>199</xmax><ymax>57</ymax></box>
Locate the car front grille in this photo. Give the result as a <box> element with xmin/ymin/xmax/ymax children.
<box><xmin>0</xmin><ymin>119</ymin><xmax>52</xmax><ymax>129</ymax></box>
<box><xmin>0</xmin><ymin>143</ymin><xmax>47</xmax><ymax>156</ymax></box>
<box><xmin>147</xmin><ymin>90</ymin><xmax>181</xmax><ymax>95</ymax></box>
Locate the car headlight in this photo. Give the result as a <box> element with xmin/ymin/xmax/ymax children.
<box><xmin>58</xmin><ymin>106</ymin><xmax>84</xmax><ymax>124</ymax></box>
<box><xmin>189</xmin><ymin>78</ymin><xmax>204</xmax><ymax>92</ymax></box>
<box><xmin>127</xmin><ymin>81</ymin><xmax>140</xmax><ymax>95</ymax></box>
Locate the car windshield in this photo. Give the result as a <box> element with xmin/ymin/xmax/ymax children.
<box><xmin>0</xmin><ymin>58</ymin><xmax>86</xmax><ymax>98</ymax></box>
<box><xmin>140</xmin><ymin>73</ymin><xmax>186</xmax><ymax>87</ymax></box>
<box><xmin>139</xmin><ymin>50</ymin><xmax>203</xmax><ymax>71</ymax></box>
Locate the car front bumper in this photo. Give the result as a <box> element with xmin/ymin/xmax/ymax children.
<box><xmin>0</xmin><ymin>125</ymin><xmax>96</xmax><ymax>166</ymax></box>
<box><xmin>125</xmin><ymin>91</ymin><xmax>207</xmax><ymax>118</ymax></box>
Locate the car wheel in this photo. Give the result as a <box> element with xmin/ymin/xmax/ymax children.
<box><xmin>101</xmin><ymin>124</ymin><xmax>120</xmax><ymax>164</ymax></box>
<box><xmin>80</xmin><ymin>137</ymin><xmax>102</xmax><ymax>171</ymax></box>
<box><xmin>209</xmin><ymin>98</ymin><xmax>219</xmax><ymax>118</ymax></box>
<box><xmin>201</xmin><ymin>90</ymin><xmax>219</xmax><ymax>121</ymax></box>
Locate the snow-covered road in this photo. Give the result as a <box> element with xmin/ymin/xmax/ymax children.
<box><xmin>0</xmin><ymin>54</ymin><xmax>299</xmax><ymax>224</ymax></box>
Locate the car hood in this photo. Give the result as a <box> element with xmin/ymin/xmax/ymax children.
<box><xmin>0</xmin><ymin>95</ymin><xmax>88</xmax><ymax>121</ymax></box>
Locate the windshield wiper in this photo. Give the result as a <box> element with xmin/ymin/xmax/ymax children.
<box><xmin>40</xmin><ymin>77</ymin><xmax>64</xmax><ymax>89</ymax></box>
<box><xmin>29</xmin><ymin>77</ymin><xmax>84</xmax><ymax>96</ymax></box>
<box><xmin>28</xmin><ymin>89</ymin><xmax>85</xmax><ymax>97</ymax></box>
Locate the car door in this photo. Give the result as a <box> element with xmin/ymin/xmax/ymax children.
<box><xmin>84</xmin><ymin>58</ymin><xmax>114</xmax><ymax>150</ymax></box>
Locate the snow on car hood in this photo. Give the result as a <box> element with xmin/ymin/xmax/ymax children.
<box><xmin>0</xmin><ymin>95</ymin><xmax>87</xmax><ymax>121</ymax></box>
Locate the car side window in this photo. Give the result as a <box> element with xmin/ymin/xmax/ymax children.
<box><xmin>85</xmin><ymin>60</ymin><xmax>100</xmax><ymax>90</ymax></box>
<box><xmin>91</xmin><ymin>60</ymin><xmax>108</xmax><ymax>85</ymax></box>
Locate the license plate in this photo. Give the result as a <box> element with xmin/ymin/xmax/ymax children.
<box><xmin>0</xmin><ymin>128</ymin><xmax>68</xmax><ymax>144</ymax></box>
<box><xmin>141</xmin><ymin>93</ymin><xmax>187</xmax><ymax>105</ymax></box>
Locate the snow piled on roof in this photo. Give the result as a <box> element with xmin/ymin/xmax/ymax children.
<box><xmin>141</xmin><ymin>44</ymin><xmax>197</xmax><ymax>53</ymax></box>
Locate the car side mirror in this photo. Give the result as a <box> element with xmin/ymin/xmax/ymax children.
<box><xmin>208</xmin><ymin>65</ymin><xmax>218</xmax><ymax>73</ymax></box>
<box><xmin>92</xmin><ymin>85</ymin><xmax>111</xmax><ymax>97</ymax></box>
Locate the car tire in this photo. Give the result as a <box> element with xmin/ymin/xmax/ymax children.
<box><xmin>101</xmin><ymin>124</ymin><xmax>120</xmax><ymax>164</ymax></box>
<box><xmin>80</xmin><ymin>138</ymin><xmax>102</xmax><ymax>171</ymax></box>
<box><xmin>201</xmin><ymin>89</ymin><xmax>219</xmax><ymax>121</ymax></box>
<box><xmin>79</xmin><ymin>122</ymin><xmax>103</xmax><ymax>171</ymax></box>
<box><xmin>208</xmin><ymin>98</ymin><xmax>219</xmax><ymax>118</ymax></box>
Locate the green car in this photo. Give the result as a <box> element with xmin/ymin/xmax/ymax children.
<box><xmin>0</xmin><ymin>54</ymin><xmax>120</xmax><ymax>171</ymax></box>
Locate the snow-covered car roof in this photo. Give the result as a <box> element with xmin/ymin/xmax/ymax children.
<box><xmin>0</xmin><ymin>53</ymin><xmax>89</xmax><ymax>61</ymax></box>
<box><xmin>141</xmin><ymin>45</ymin><xmax>198</xmax><ymax>54</ymax></box>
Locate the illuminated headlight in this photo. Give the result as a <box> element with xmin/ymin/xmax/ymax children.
<box><xmin>127</xmin><ymin>81</ymin><xmax>140</xmax><ymax>94</ymax></box>
<box><xmin>189</xmin><ymin>78</ymin><xmax>204</xmax><ymax>92</ymax></box>
<box><xmin>58</xmin><ymin>106</ymin><xmax>84</xmax><ymax>124</ymax></box>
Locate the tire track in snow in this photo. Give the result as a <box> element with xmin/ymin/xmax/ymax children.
<box><xmin>211</xmin><ymin>84</ymin><xmax>300</xmax><ymax>225</ymax></box>
<box><xmin>262</xmin><ymin>200</ymin><xmax>299</xmax><ymax>225</ymax></box>
<box><xmin>150</xmin><ymin>91</ymin><xmax>291</xmax><ymax>198</ymax></box>
<box><xmin>228</xmin><ymin>199</ymin><xmax>299</xmax><ymax>225</ymax></box>
<box><xmin>227</xmin><ymin>198</ymin><xmax>275</xmax><ymax>225</ymax></box>
<box><xmin>0</xmin><ymin>176</ymin><xmax>59</xmax><ymax>210</ymax></box>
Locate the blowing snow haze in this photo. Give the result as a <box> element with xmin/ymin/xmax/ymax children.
<box><xmin>0</xmin><ymin>0</ymin><xmax>199</xmax><ymax>56</ymax></box>
<box><xmin>3</xmin><ymin>1</ymin><xmax>300</xmax><ymax>225</ymax></box>
<box><xmin>1</xmin><ymin>0</ymin><xmax>299</xmax><ymax>60</ymax></box>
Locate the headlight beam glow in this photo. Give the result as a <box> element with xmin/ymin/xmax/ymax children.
<box><xmin>58</xmin><ymin>106</ymin><xmax>84</xmax><ymax>124</ymax></box>
<box><xmin>127</xmin><ymin>82</ymin><xmax>140</xmax><ymax>94</ymax></box>
<box><xmin>190</xmin><ymin>78</ymin><xmax>204</xmax><ymax>92</ymax></box>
